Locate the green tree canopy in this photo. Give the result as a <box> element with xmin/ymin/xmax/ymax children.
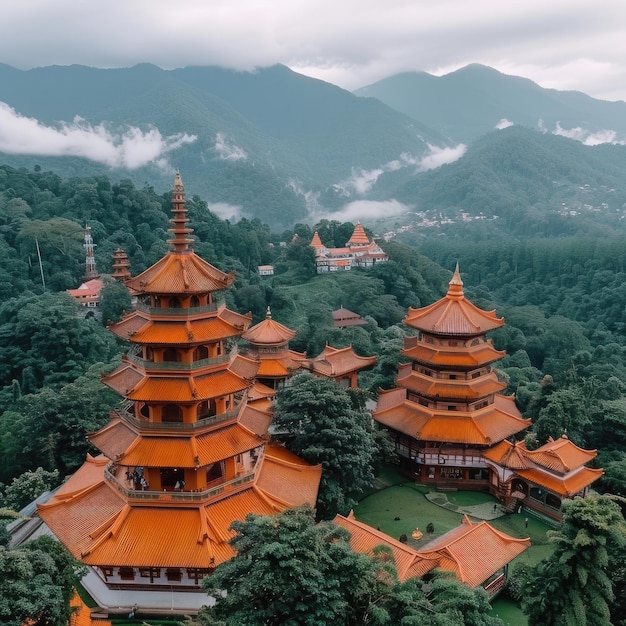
<box><xmin>273</xmin><ymin>373</ymin><xmax>380</xmax><ymax>519</ymax></box>
<box><xmin>0</xmin><ymin>536</ymin><xmax>85</xmax><ymax>626</ymax></box>
<box><xmin>522</xmin><ymin>495</ymin><xmax>626</xmax><ymax>626</ymax></box>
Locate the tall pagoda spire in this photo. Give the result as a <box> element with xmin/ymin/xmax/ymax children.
<box><xmin>167</xmin><ymin>171</ymin><xmax>194</xmax><ymax>253</ymax></box>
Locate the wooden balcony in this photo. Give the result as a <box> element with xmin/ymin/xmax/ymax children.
<box><xmin>114</xmin><ymin>400</ymin><xmax>243</xmax><ymax>432</ymax></box>
<box><xmin>104</xmin><ymin>451</ymin><xmax>263</xmax><ymax>504</ymax></box>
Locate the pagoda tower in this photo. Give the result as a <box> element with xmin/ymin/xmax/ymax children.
<box><xmin>240</xmin><ymin>307</ymin><xmax>306</xmax><ymax>392</ymax></box>
<box><xmin>38</xmin><ymin>173</ymin><xmax>321</xmax><ymax>611</ymax></box>
<box><xmin>111</xmin><ymin>248</ymin><xmax>131</xmax><ymax>282</ymax></box>
<box><xmin>373</xmin><ymin>264</ymin><xmax>530</xmax><ymax>490</ymax></box>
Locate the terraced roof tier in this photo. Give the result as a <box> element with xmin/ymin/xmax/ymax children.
<box><xmin>405</xmin><ymin>265</ymin><xmax>503</xmax><ymax>336</ymax></box>
<box><xmin>374</xmin><ymin>393</ymin><xmax>530</xmax><ymax>445</ymax></box>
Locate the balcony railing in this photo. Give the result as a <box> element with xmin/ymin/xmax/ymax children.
<box><xmin>400</xmin><ymin>448</ymin><xmax>486</xmax><ymax>468</ymax></box>
<box><xmin>104</xmin><ymin>452</ymin><xmax>263</xmax><ymax>503</ymax></box>
<box><xmin>125</xmin><ymin>352</ymin><xmax>230</xmax><ymax>371</ymax></box>
<box><xmin>135</xmin><ymin>301</ymin><xmax>221</xmax><ymax>316</ymax></box>
<box><xmin>114</xmin><ymin>401</ymin><xmax>243</xmax><ymax>431</ymax></box>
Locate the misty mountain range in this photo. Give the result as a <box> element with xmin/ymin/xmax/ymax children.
<box><xmin>0</xmin><ymin>62</ymin><xmax>625</xmax><ymax>231</ymax></box>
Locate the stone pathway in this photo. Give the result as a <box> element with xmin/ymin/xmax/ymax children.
<box><xmin>424</xmin><ymin>492</ymin><xmax>507</xmax><ymax>521</ymax></box>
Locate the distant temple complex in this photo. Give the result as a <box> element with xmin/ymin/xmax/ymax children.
<box><xmin>310</xmin><ymin>222</ymin><xmax>388</xmax><ymax>272</ymax></box>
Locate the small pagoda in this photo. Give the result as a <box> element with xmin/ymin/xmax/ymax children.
<box><xmin>373</xmin><ymin>264</ymin><xmax>531</xmax><ymax>489</ymax></box>
<box><xmin>240</xmin><ymin>307</ymin><xmax>306</xmax><ymax>392</ymax></box>
<box><xmin>38</xmin><ymin>173</ymin><xmax>321</xmax><ymax>611</ymax></box>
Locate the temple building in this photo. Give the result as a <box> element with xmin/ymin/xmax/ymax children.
<box><xmin>240</xmin><ymin>307</ymin><xmax>307</xmax><ymax>392</ymax></box>
<box><xmin>302</xmin><ymin>344</ymin><xmax>377</xmax><ymax>389</ymax></box>
<box><xmin>484</xmin><ymin>435</ymin><xmax>603</xmax><ymax>520</ymax></box>
<box><xmin>38</xmin><ymin>173</ymin><xmax>321</xmax><ymax>612</ymax></box>
<box><xmin>373</xmin><ymin>264</ymin><xmax>602</xmax><ymax>519</ymax></box>
<box><xmin>310</xmin><ymin>222</ymin><xmax>388</xmax><ymax>273</ymax></box>
<box><xmin>335</xmin><ymin>512</ymin><xmax>530</xmax><ymax>597</ymax></box>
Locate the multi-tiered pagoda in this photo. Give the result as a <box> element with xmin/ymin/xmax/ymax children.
<box><xmin>374</xmin><ymin>264</ymin><xmax>602</xmax><ymax>518</ymax></box>
<box><xmin>374</xmin><ymin>264</ymin><xmax>531</xmax><ymax>488</ymax></box>
<box><xmin>38</xmin><ymin>173</ymin><xmax>321</xmax><ymax>611</ymax></box>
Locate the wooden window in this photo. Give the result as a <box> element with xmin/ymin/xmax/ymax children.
<box><xmin>101</xmin><ymin>566</ymin><xmax>113</xmax><ymax>581</ymax></box>
<box><xmin>166</xmin><ymin>568</ymin><xmax>182</xmax><ymax>582</ymax></box>
<box><xmin>139</xmin><ymin>567</ymin><xmax>161</xmax><ymax>582</ymax></box>
<box><xmin>187</xmin><ymin>568</ymin><xmax>211</xmax><ymax>584</ymax></box>
<box><xmin>119</xmin><ymin>567</ymin><xmax>135</xmax><ymax>580</ymax></box>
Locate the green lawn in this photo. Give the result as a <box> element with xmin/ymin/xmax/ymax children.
<box><xmin>445</xmin><ymin>490</ymin><xmax>496</xmax><ymax>507</ymax></box>
<box><xmin>355</xmin><ymin>483</ymin><xmax>466</xmax><ymax>545</ymax></box>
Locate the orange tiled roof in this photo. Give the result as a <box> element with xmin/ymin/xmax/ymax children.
<box><xmin>334</xmin><ymin>512</ymin><xmax>428</xmax><ymax>582</ymax></box>
<box><xmin>415</xmin><ymin>515</ymin><xmax>530</xmax><ymax>587</ymax></box>
<box><xmin>514</xmin><ymin>466</ymin><xmax>604</xmax><ymax>497</ymax></box>
<box><xmin>70</xmin><ymin>590</ymin><xmax>111</xmax><ymax>626</ymax></box>
<box><xmin>112</xmin><ymin>315</ymin><xmax>244</xmax><ymax>344</ymax></box>
<box><xmin>126</xmin><ymin>369</ymin><xmax>249</xmax><ymax>402</ymax></box>
<box><xmin>218</xmin><ymin>306</ymin><xmax>253</xmax><ymax>330</ymax></box>
<box><xmin>347</xmin><ymin>222</ymin><xmax>371</xmax><ymax>245</ymax></box>
<box><xmin>88</xmin><ymin>417</ymin><xmax>137</xmax><ymax>460</ymax></box>
<box><xmin>397</xmin><ymin>370</ymin><xmax>506</xmax><ymax>400</ymax></box>
<box><xmin>101</xmin><ymin>362</ymin><xmax>145</xmax><ymax>396</ymax></box>
<box><xmin>257</xmin><ymin>443</ymin><xmax>322</xmax><ymax>507</ymax></box>
<box><xmin>335</xmin><ymin>512</ymin><xmax>529</xmax><ymax>586</ymax></box>
<box><xmin>310</xmin><ymin>231</ymin><xmax>324</xmax><ymax>248</ymax></box>
<box><xmin>229</xmin><ymin>353</ymin><xmax>261</xmax><ymax>381</ymax></box>
<box><xmin>39</xmin><ymin>453</ymin><xmax>319</xmax><ymax>569</ymax></box>
<box><xmin>257</xmin><ymin>359</ymin><xmax>291</xmax><ymax>377</ymax></box>
<box><xmin>119</xmin><ymin>424</ymin><xmax>263</xmax><ymax>468</ymax></box>
<box><xmin>306</xmin><ymin>344</ymin><xmax>376</xmax><ymax>376</ymax></box>
<box><xmin>402</xmin><ymin>341</ymin><xmax>505</xmax><ymax>368</ymax></box>
<box><xmin>124</xmin><ymin>251</ymin><xmax>235</xmax><ymax>296</ymax></box>
<box><xmin>405</xmin><ymin>265</ymin><xmax>503</xmax><ymax>336</ymax></box>
<box><xmin>247</xmin><ymin>381</ymin><xmax>277</xmax><ymax>402</ymax></box>
<box><xmin>525</xmin><ymin>436</ymin><xmax>597</xmax><ymax>473</ymax></box>
<box><xmin>483</xmin><ymin>440</ymin><xmax>534</xmax><ymax>470</ymax></box>
<box><xmin>238</xmin><ymin>402</ymin><xmax>273</xmax><ymax>437</ymax></box>
<box><xmin>107</xmin><ymin>311</ymin><xmax>150</xmax><ymax>338</ymax></box>
<box><xmin>242</xmin><ymin>309</ymin><xmax>297</xmax><ymax>345</ymax></box>
<box><xmin>374</xmin><ymin>393</ymin><xmax>530</xmax><ymax>445</ymax></box>
<box><xmin>67</xmin><ymin>278</ymin><xmax>104</xmax><ymax>299</ymax></box>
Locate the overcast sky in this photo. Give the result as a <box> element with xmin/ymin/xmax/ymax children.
<box><xmin>1</xmin><ymin>0</ymin><xmax>625</xmax><ymax>102</ymax></box>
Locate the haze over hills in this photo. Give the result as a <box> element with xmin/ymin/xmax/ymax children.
<box><xmin>0</xmin><ymin>63</ymin><xmax>448</xmax><ymax>229</ymax></box>
<box><xmin>354</xmin><ymin>64</ymin><xmax>626</xmax><ymax>145</ymax></box>
<box><xmin>1</xmin><ymin>62</ymin><xmax>626</xmax><ymax>232</ymax></box>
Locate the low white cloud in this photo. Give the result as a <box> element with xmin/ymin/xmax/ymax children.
<box><xmin>417</xmin><ymin>143</ymin><xmax>466</xmax><ymax>171</ymax></box>
<box><xmin>0</xmin><ymin>102</ymin><xmax>196</xmax><ymax>168</ymax></box>
<box><xmin>496</xmin><ymin>118</ymin><xmax>514</xmax><ymax>129</ymax></box>
<box><xmin>335</xmin><ymin>152</ymin><xmax>421</xmax><ymax>196</ymax></box>
<box><xmin>552</xmin><ymin>122</ymin><xmax>626</xmax><ymax>145</ymax></box>
<box><xmin>214</xmin><ymin>132</ymin><xmax>247</xmax><ymax>160</ymax></box>
<box><xmin>207</xmin><ymin>201</ymin><xmax>243</xmax><ymax>221</ymax></box>
<box><xmin>312</xmin><ymin>198</ymin><xmax>410</xmax><ymax>223</ymax></box>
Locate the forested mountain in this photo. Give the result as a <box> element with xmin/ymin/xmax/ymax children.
<box><xmin>0</xmin><ymin>63</ymin><xmax>446</xmax><ymax>228</ymax></box>
<box><xmin>4</xmin><ymin>63</ymin><xmax>626</xmax><ymax>233</ymax></box>
<box><xmin>355</xmin><ymin>63</ymin><xmax>626</xmax><ymax>144</ymax></box>
<box><xmin>384</xmin><ymin>125</ymin><xmax>626</xmax><ymax>238</ymax></box>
